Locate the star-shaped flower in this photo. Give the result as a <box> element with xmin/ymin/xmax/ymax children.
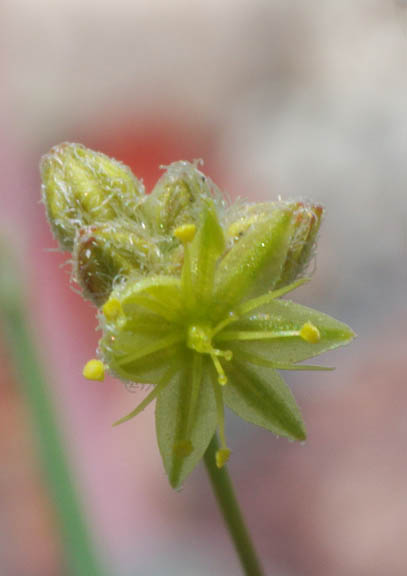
<box><xmin>41</xmin><ymin>143</ymin><xmax>354</xmax><ymax>489</ymax></box>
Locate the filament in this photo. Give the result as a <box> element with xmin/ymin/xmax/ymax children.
<box><xmin>212</xmin><ymin>372</ymin><xmax>231</xmax><ymax>468</ymax></box>
<box><xmin>236</xmin><ymin>277</ymin><xmax>309</xmax><ymax>317</ymax></box>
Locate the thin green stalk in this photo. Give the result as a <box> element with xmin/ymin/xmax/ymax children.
<box><xmin>203</xmin><ymin>434</ymin><xmax>265</xmax><ymax>576</ymax></box>
<box><xmin>0</xmin><ymin>250</ymin><xmax>106</xmax><ymax>576</ymax></box>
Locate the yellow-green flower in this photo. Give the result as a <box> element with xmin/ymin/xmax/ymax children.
<box><xmin>41</xmin><ymin>143</ymin><xmax>354</xmax><ymax>489</ymax></box>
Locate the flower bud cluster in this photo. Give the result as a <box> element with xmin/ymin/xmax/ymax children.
<box><xmin>41</xmin><ymin>142</ymin><xmax>354</xmax><ymax>488</ymax></box>
<box><xmin>42</xmin><ymin>145</ymin><xmax>224</xmax><ymax>305</ymax></box>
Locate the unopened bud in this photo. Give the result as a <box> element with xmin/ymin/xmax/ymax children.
<box><xmin>142</xmin><ymin>161</ymin><xmax>223</xmax><ymax>236</ymax></box>
<box><xmin>225</xmin><ymin>201</ymin><xmax>323</xmax><ymax>293</ymax></box>
<box><xmin>215</xmin><ymin>203</ymin><xmax>297</xmax><ymax>308</ymax></box>
<box><xmin>41</xmin><ymin>142</ymin><xmax>145</xmax><ymax>250</ymax></box>
<box><xmin>276</xmin><ymin>202</ymin><xmax>323</xmax><ymax>288</ymax></box>
<box><xmin>74</xmin><ymin>223</ymin><xmax>162</xmax><ymax>306</ymax></box>
<box><xmin>226</xmin><ymin>202</ymin><xmax>277</xmax><ymax>240</ymax></box>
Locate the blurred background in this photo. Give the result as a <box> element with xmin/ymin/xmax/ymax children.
<box><xmin>1</xmin><ymin>0</ymin><xmax>407</xmax><ymax>574</ymax></box>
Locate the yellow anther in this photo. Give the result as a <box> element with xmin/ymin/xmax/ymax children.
<box><xmin>173</xmin><ymin>440</ymin><xmax>193</xmax><ymax>457</ymax></box>
<box><xmin>218</xmin><ymin>374</ymin><xmax>228</xmax><ymax>386</ymax></box>
<box><xmin>174</xmin><ymin>223</ymin><xmax>197</xmax><ymax>244</ymax></box>
<box><xmin>83</xmin><ymin>359</ymin><xmax>105</xmax><ymax>381</ymax></box>
<box><xmin>215</xmin><ymin>448</ymin><xmax>231</xmax><ymax>468</ymax></box>
<box><xmin>299</xmin><ymin>321</ymin><xmax>320</xmax><ymax>344</ymax></box>
<box><xmin>102</xmin><ymin>298</ymin><xmax>122</xmax><ymax>321</ymax></box>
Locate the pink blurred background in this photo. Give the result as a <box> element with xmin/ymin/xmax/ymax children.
<box><xmin>1</xmin><ymin>1</ymin><xmax>407</xmax><ymax>575</ymax></box>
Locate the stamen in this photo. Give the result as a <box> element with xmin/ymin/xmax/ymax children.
<box><xmin>211</xmin><ymin>353</ymin><xmax>228</xmax><ymax>385</ymax></box>
<box><xmin>236</xmin><ymin>277</ymin><xmax>309</xmax><ymax>317</ymax></box>
<box><xmin>83</xmin><ymin>359</ymin><xmax>105</xmax><ymax>381</ymax></box>
<box><xmin>217</xmin><ymin>330</ymin><xmax>301</xmax><ymax>342</ymax></box>
<box><xmin>212</xmin><ymin>312</ymin><xmax>239</xmax><ymax>336</ymax></box>
<box><xmin>174</xmin><ymin>224</ymin><xmax>197</xmax><ymax>243</ymax></box>
<box><xmin>187</xmin><ymin>324</ymin><xmax>232</xmax><ymax>379</ymax></box>
<box><xmin>218</xmin><ymin>323</ymin><xmax>321</xmax><ymax>345</ymax></box>
<box><xmin>211</xmin><ymin>348</ymin><xmax>233</xmax><ymax>361</ymax></box>
<box><xmin>216</xmin><ymin>449</ymin><xmax>231</xmax><ymax>469</ymax></box>
<box><xmin>212</xmin><ymin>373</ymin><xmax>231</xmax><ymax>468</ymax></box>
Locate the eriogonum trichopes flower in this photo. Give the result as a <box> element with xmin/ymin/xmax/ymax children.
<box><xmin>41</xmin><ymin>143</ymin><xmax>354</xmax><ymax>489</ymax></box>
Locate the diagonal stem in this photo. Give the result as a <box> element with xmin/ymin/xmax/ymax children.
<box><xmin>203</xmin><ymin>434</ymin><xmax>265</xmax><ymax>576</ymax></box>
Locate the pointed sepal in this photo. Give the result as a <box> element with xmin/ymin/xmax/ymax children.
<box><xmin>155</xmin><ymin>354</ymin><xmax>217</xmax><ymax>489</ymax></box>
<box><xmin>99</xmin><ymin>276</ymin><xmax>184</xmax><ymax>384</ymax></box>
<box><xmin>189</xmin><ymin>200</ymin><xmax>225</xmax><ymax>305</ymax></box>
<box><xmin>213</xmin><ymin>205</ymin><xmax>295</xmax><ymax>318</ymax></box>
<box><xmin>219</xmin><ymin>299</ymin><xmax>355</xmax><ymax>363</ymax></box>
<box><xmin>224</xmin><ymin>361</ymin><xmax>306</xmax><ymax>440</ymax></box>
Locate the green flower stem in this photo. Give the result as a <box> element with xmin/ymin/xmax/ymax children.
<box><xmin>204</xmin><ymin>434</ymin><xmax>265</xmax><ymax>576</ymax></box>
<box><xmin>0</xmin><ymin>252</ymin><xmax>106</xmax><ymax>576</ymax></box>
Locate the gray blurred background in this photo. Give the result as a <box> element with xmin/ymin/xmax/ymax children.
<box><xmin>1</xmin><ymin>1</ymin><xmax>406</xmax><ymax>575</ymax></box>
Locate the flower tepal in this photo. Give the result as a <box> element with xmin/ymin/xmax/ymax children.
<box><xmin>41</xmin><ymin>143</ymin><xmax>355</xmax><ymax>489</ymax></box>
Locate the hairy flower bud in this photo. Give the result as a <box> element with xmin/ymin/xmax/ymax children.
<box><xmin>225</xmin><ymin>201</ymin><xmax>323</xmax><ymax>295</ymax></box>
<box><xmin>41</xmin><ymin>142</ymin><xmax>145</xmax><ymax>250</ymax></box>
<box><xmin>218</xmin><ymin>203</ymin><xmax>297</xmax><ymax>305</ymax></box>
<box><xmin>141</xmin><ymin>161</ymin><xmax>223</xmax><ymax>237</ymax></box>
<box><xmin>74</xmin><ymin>223</ymin><xmax>162</xmax><ymax>305</ymax></box>
<box><xmin>276</xmin><ymin>202</ymin><xmax>323</xmax><ymax>288</ymax></box>
<box><xmin>226</xmin><ymin>202</ymin><xmax>278</xmax><ymax>241</ymax></box>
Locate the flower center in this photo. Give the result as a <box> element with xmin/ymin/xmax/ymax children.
<box><xmin>186</xmin><ymin>323</ymin><xmax>232</xmax><ymax>385</ymax></box>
